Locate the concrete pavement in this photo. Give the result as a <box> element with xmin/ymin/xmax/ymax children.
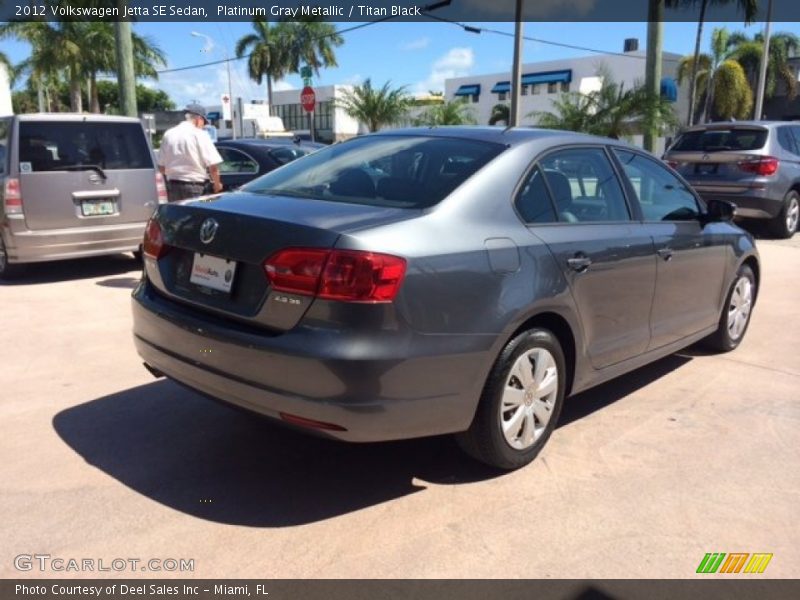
<box><xmin>1</xmin><ymin>241</ymin><xmax>798</xmax><ymax>578</ymax></box>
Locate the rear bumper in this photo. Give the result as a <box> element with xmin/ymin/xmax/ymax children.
<box><xmin>1</xmin><ymin>216</ymin><xmax>146</xmax><ymax>263</ymax></box>
<box><xmin>690</xmin><ymin>187</ymin><xmax>783</xmax><ymax>220</ymax></box>
<box><xmin>131</xmin><ymin>280</ymin><xmax>492</xmax><ymax>442</ymax></box>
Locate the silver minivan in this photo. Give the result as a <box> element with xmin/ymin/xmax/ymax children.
<box><xmin>0</xmin><ymin>113</ymin><xmax>167</xmax><ymax>278</ymax></box>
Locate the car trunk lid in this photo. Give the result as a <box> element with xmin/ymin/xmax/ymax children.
<box><xmin>147</xmin><ymin>192</ymin><xmax>415</xmax><ymax>331</ymax></box>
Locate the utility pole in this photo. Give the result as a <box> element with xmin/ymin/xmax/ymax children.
<box><xmin>509</xmin><ymin>0</ymin><xmax>524</xmax><ymax>127</ymax></box>
<box><xmin>754</xmin><ymin>0</ymin><xmax>773</xmax><ymax>121</ymax></box>
<box><xmin>644</xmin><ymin>0</ymin><xmax>664</xmax><ymax>152</ymax></box>
<box><xmin>115</xmin><ymin>2</ymin><xmax>137</xmax><ymax>117</ymax></box>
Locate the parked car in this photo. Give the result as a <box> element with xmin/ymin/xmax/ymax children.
<box><xmin>132</xmin><ymin>127</ymin><xmax>759</xmax><ymax>470</ymax></box>
<box><xmin>0</xmin><ymin>113</ymin><xmax>165</xmax><ymax>279</ymax></box>
<box><xmin>664</xmin><ymin>121</ymin><xmax>800</xmax><ymax>238</ymax></box>
<box><xmin>215</xmin><ymin>138</ymin><xmax>324</xmax><ymax>191</ymax></box>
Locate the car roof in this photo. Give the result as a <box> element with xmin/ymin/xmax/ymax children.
<box><xmin>216</xmin><ymin>138</ymin><xmax>322</xmax><ymax>151</ymax></box>
<box><xmin>370</xmin><ymin>126</ymin><xmax>627</xmax><ymax>148</ymax></box>
<box><xmin>682</xmin><ymin>121</ymin><xmax>785</xmax><ymax>132</ymax></box>
<box><xmin>14</xmin><ymin>113</ymin><xmax>144</xmax><ymax>124</ymax></box>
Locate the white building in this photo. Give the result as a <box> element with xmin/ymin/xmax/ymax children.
<box><xmin>271</xmin><ymin>85</ymin><xmax>366</xmax><ymax>143</ymax></box>
<box><xmin>444</xmin><ymin>42</ymin><xmax>687</xmax><ymax>154</ymax></box>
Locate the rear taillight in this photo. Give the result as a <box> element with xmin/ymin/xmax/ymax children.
<box><xmin>3</xmin><ymin>178</ymin><xmax>23</xmax><ymax>215</ymax></box>
<box><xmin>665</xmin><ymin>160</ymin><xmax>681</xmax><ymax>170</ymax></box>
<box><xmin>142</xmin><ymin>217</ymin><xmax>167</xmax><ymax>259</ymax></box>
<box><xmin>155</xmin><ymin>172</ymin><xmax>168</xmax><ymax>204</ymax></box>
<box><xmin>263</xmin><ymin>248</ymin><xmax>407</xmax><ymax>303</ymax></box>
<box><xmin>738</xmin><ymin>156</ymin><xmax>779</xmax><ymax>176</ymax></box>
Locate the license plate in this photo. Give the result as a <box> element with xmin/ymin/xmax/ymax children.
<box><xmin>695</xmin><ymin>163</ymin><xmax>718</xmax><ymax>175</ymax></box>
<box><xmin>81</xmin><ymin>199</ymin><xmax>115</xmax><ymax>216</ymax></box>
<box><xmin>190</xmin><ymin>253</ymin><xmax>237</xmax><ymax>293</ymax></box>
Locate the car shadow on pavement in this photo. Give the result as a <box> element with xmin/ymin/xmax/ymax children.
<box><xmin>1</xmin><ymin>254</ymin><xmax>140</xmax><ymax>286</ymax></box>
<box><xmin>54</xmin><ymin>353</ymin><xmax>694</xmax><ymax>528</ymax></box>
<box><xmin>95</xmin><ymin>276</ymin><xmax>141</xmax><ymax>289</ymax></box>
<box><xmin>53</xmin><ymin>379</ymin><xmax>501</xmax><ymax>528</ymax></box>
<box><xmin>558</xmin><ymin>354</ymin><xmax>692</xmax><ymax>428</ymax></box>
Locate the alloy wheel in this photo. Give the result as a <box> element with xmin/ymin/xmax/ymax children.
<box><xmin>787</xmin><ymin>195</ymin><xmax>799</xmax><ymax>234</ymax></box>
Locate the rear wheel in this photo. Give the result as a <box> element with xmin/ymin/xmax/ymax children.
<box><xmin>704</xmin><ymin>264</ymin><xmax>755</xmax><ymax>352</ymax></box>
<box><xmin>769</xmin><ymin>190</ymin><xmax>799</xmax><ymax>239</ymax></box>
<box><xmin>457</xmin><ymin>328</ymin><xmax>566</xmax><ymax>470</ymax></box>
<box><xmin>0</xmin><ymin>237</ymin><xmax>25</xmax><ymax>280</ymax></box>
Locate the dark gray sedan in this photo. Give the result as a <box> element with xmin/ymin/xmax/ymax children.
<box><xmin>132</xmin><ymin>127</ymin><xmax>759</xmax><ymax>470</ymax></box>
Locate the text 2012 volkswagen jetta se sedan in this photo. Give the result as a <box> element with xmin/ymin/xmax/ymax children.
<box><xmin>132</xmin><ymin>127</ymin><xmax>759</xmax><ymax>470</ymax></box>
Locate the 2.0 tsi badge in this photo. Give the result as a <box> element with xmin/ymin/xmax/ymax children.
<box><xmin>199</xmin><ymin>218</ymin><xmax>219</xmax><ymax>244</ymax></box>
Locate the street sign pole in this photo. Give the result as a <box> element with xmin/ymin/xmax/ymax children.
<box><xmin>301</xmin><ymin>67</ymin><xmax>316</xmax><ymax>142</ymax></box>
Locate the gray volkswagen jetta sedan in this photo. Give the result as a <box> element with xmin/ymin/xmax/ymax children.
<box><xmin>132</xmin><ymin>127</ymin><xmax>759</xmax><ymax>470</ymax></box>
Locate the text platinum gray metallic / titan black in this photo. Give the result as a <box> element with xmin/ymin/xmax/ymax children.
<box><xmin>132</xmin><ymin>127</ymin><xmax>759</xmax><ymax>470</ymax></box>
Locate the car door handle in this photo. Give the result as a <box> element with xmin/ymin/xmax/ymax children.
<box><xmin>567</xmin><ymin>255</ymin><xmax>592</xmax><ymax>272</ymax></box>
<box><xmin>657</xmin><ymin>247</ymin><xmax>674</xmax><ymax>261</ymax></box>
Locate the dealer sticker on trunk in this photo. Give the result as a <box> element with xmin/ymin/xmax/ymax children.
<box><xmin>190</xmin><ymin>253</ymin><xmax>236</xmax><ymax>293</ymax></box>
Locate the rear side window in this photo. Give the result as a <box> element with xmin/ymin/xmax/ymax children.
<box><xmin>614</xmin><ymin>149</ymin><xmax>700</xmax><ymax>221</ymax></box>
<box><xmin>538</xmin><ymin>147</ymin><xmax>631</xmax><ymax>222</ymax></box>
<box><xmin>515</xmin><ymin>166</ymin><xmax>558</xmax><ymax>224</ymax></box>
<box><xmin>777</xmin><ymin>127</ymin><xmax>799</xmax><ymax>155</ymax></box>
<box><xmin>242</xmin><ymin>135</ymin><xmax>505</xmax><ymax>209</ymax></box>
<box><xmin>18</xmin><ymin>121</ymin><xmax>153</xmax><ymax>172</ymax></box>
<box><xmin>218</xmin><ymin>147</ymin><xmax>258</xmax><ymax>174</ymax></box>
<box><xmin>671</xmin><ymin>128</ymin><xmax>768</xmax><ymax>152</ymax></box>
<box><xmin>0</xmin><ymin>119</ymin><xmax>9</xmax><ymax>175</ymax></box>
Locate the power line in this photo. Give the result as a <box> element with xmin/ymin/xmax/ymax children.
<box><xmin>423</xmin><ymin>14</ymin><xmax>681</xmax><ymax>63</ymax></box>
<box><xmin>156</xmin><ymin>19</ymin><xmax>393</xmax><ymax>75</ymax></box>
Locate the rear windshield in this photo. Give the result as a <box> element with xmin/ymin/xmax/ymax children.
<box><xmin>18</xmin><ymin>121</ymin><xmax>154</xmax><ymax>172</ymax></box>
<box><xmin>671</xmin><ymin>128</ymin><xmax>768</xmax><ymax>152</ymax></box>
<box><xmin>241</xmin><ymin>135</ymin><xmax>505</xmax><ymax>209</ymax></box>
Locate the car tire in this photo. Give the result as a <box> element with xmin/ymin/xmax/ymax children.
<box><xmin>704</xmin><ymin>264</ymin><xmax>756</xmax><ymax>353</ymax></box>
<box><xmin>769</xmin><ymin>190</ymin><xmax>799</xmax><ymax>239</ymax></box>
<box><xmin>132</xmin><ymin>247</ymin><xmax>143</xmax><ymax>262</ymax></box>
<box><xmin>0</xmin><ymin>237</ymin><xmax>25</xmax><ymax>281</ymax></box>
<box><xmin>456</xmin><ymin>328</ymin><xmax>566</xmax><ymax>470</ymax></box>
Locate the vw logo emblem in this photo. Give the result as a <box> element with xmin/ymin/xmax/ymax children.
<box><xmin>199</xmin><ymin>218</ymin><xmax>219</xmax><ymax>244</ymax></box>
<box><xmin>702</xmin><ymin>154</ymin><xmax>710</xmax><ymax>161</ymax></box>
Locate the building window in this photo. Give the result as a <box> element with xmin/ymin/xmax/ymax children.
<box><xmin>548</xmin><ymin>82</ymin><xmax>558</xmax><ymax>94</ymax></box>
<box><xmin>498</xmin><ymin>92</ymin><xmax>507</xmax><ymax>101</ymax></box>
<box><xmin>561</xmin><ymin>81</ymin><xmax>570</xmax><ymax>92</ymax></box>
<box><xmin>472</xmin><ymin>94</ymin><xmax>479</xmax><ymax>103</ymax></box>
<box><xmin>532</xmin><ymin>84</ymin><xmax>540</xmax><ymax>95</ymax></box>
<box><xmin>521</xmin><ymin>85</ymin><xmax>528</xmax><ymax>96</ymax></box>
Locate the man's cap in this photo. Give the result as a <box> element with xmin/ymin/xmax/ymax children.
<box><xmin>185</xmin><ymin>103</ymin><xmax>208</xmax><ymax>123</ymax></box>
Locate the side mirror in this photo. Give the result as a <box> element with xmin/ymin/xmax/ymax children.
<box><xmin>705</xmin><ymin>199</ymin><xmax>736</xmax><ymax>223</ymax></box>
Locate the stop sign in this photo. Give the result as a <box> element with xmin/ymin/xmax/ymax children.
<box><xmin>300</xmin><ymin>86</ymin><xmax>316</xmax><ymax>113</ymax></box>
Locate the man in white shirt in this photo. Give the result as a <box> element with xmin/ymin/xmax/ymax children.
<box><xmin>158</xmin><ymin>104</ymin><xmax>224</xmax><ymax>201</ymax></box>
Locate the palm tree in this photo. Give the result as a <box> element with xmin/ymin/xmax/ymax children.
<box><xmin>530</xmin><ymin>92</ymin><xmax>597</xmax><ymax>134</ymax></box>
<box><xmin>667</xmin><ymin>1</ymin><xmax>758</xmax><ymax>126</ymax></box>
<box><xmin>336</xmin><ymin>79</ymin><xmax>411</xmax><ymax>132</ymax></box>
<box><xmin>726</xmin><ymin>30</ymin><xmax>800</xmax><ymax>111</ymax></box>
<box><xmin>235</xmin><ymin>19</ymin><xmax>291</xmax><ymax>110</ymax></box>
<box><xmin>415</xmin><ymin>100</ymin><xmax>476</xmax><ymax>126</ymax></box>
<box><xmin>713</xmin><ymin>60</ymin><xmax>753</xmax><ymax>119</ymax></box>
<box><xmin>701</xmin><ymin>27</ymin><xmax>736</xmax><ymax>122</ymax></box>
<box><xmin>280</xmin><ymin>18</ymin><xmax>343</xmax><ymax>78</ymax></box>
<box><xmin>530</xmin><ymin>70</ymin><xmax>677</xmax><ymax>139</ymax></box>
<box><xmin>488</xmin><ymin>103</ymin><xmax>509</xmax><ymax>126</ymax></box>
<box><xmin>0</xmin><ymin>20</ymin><xmax>88</xmax><ymax>112</ymax></box>
<box><xmin>82</xmin><ymin>24</ymin><xmax>166</xmax><ymax>113</ymax></box>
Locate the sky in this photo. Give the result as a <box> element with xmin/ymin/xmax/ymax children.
<box><xmin>3</xmin><ymin>19</ymin><xmax>800</xmax><ymax>108</ymax></box>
